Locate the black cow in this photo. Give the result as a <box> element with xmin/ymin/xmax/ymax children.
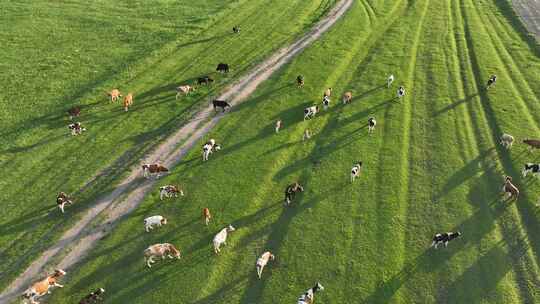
<box><xmin>296</xmin><ymin>75</ymin><xmax>304</xmax><ymax>87</ymax></box>
<box><xmin>213</xmin><ymin>99</ymin><xmax>231</xmax><ymax>112</ymax></box>
<box><xmin>431</xmin><ymin>232</ymin><xmax>461</xmax><ymax>249</ymax></box>
<box><xmin>79</xmin><ymin>288</ymin><xmax>105</xmax><ymax>304</ymax></box>
<box><xmin>284</xmin><ymin>182</ymin><xmax>304</xmax><ymax>206</ymax></box>
<box><xmin>486</xmin><ymin>74</ymin><xmax>497</xmax><ymax>89</ymax></box>
<box><xmin>216</xmin><ymin>63</ymin><xmax>229</xmax><ymax>73</ymax></box>
<box><xmin>198</xmin><ymin>76</ymin><xmax>214</xmax><ymax>85</ymax></box>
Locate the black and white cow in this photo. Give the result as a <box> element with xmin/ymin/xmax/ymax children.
<box><xmin>297</xmin><ymin>75</ymin><xmax>304</xmax><ymax>87</ymax></box>
<box><xmin>57</xmin><ymin>192</ymin><xmax>73</xmax><ymax>213</ymax></box>
<box><xmin>202</xmin><ymin>139</ymin><xmax>221</xmax><ymax>161</ymax></box>
<box><xmin>522</xmin><ymin>163</ymin><xmax>540</xmax><ymax>178</ymax></box>
<box><xmin>304</xmin><ymin>106</ymin><xmax>319</xmax><ymax>120</ymax></box>
<box><xmin>284</xmin><ymin>182</ymin><xmax>304</xmax><ymax>206</ymax></box>
<box><xmin>233</xmin><ymin>26</ymin><xmax>240</xmax><ymax>34</ymax></box>
<box><xmin>368</xmin><ymin>117</ymin><xmax>376</xmax><ymax>134</ymax></box>
<box><xmin>213</xmin><ymin>99</ymin><xmax>231</xmax><ymax>112</ymax></box>
<box><xmin>431</xmin><ymin>232</ymin><xmax>461</xmax><ymax>249</ymax></box>
<box><xmin>197</xmin><ymin>76</ymin><xmax>214</xmax><ymax>85</ymax></box>
<box><xmin>79</xmin><ymin>288</ymin><xmax>105</xmax><ymax>304</ymax></box>
<box><xmin>486</xmin><ymin>75</ymin><xmax>497</xmax><ymax>89</ymax></box>
<box><xmin>297</xmin><ymin>282</ymin><xmax>324</xmax><ymax>304</ymax></box>
<box><xmin>351</xmin><ymin>161</ymin><xmax>363</xmax><ymax>182</ymax></box>
<box><xmin>397</xmin><ymin>86</ymin><xmax>405</xmax><ymax>100</ymax></box>
<box><xmin>68</xmin><ymin>122</ymin><xmax>86</xmax><ymax>136</ymax></box>
<box><xmin>322</xmin><ymin>95</ymin><xmax>330</xmax><ymax>110</ymax></box>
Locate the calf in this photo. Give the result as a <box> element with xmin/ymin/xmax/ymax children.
<box><xmin>523</xmin><ymin>139</ymin><xmax>540</xmax><ymax>151</ymax></box>
<box><xmin>522</xmin><ymin>163</ymin><xmax>540</xmax><ymax>178</ymax></box>
<box><xmin>275</xmin><ymin>120</ymin><xmax>282</xmax><ymax>133</ymax></box>
<box><xmin>304</xmin><ymin>106</ymin><xmax>319</xmax><ymax>120</ymax></box>
<box><xmin>203</xmin><ymin>208</ymin><xmax>211</xmax><ymax>226</ymax></box>
<box><xmin>67</xmin><ymin>106</ymin><xmax>81</xmax><ymax>120</ymax></box>
<box><xmin>198</xmin><ymin>76</ymin><xmax>214</xmax><ymax>85</ymax></box>
<box><xmin>351</xmin><ymin>161</ymin><xmax>363</xmax><ymax>182</ymax></box>
<box><xmin>387</xmin><ymin>74</ymin><xmax>395</xmax><ymax>88</ymax></box>
<box><xmin>176</xmin><ymin>85</ymin><xmax>194</xmax><ymax>99</ymax></box>
<box><xmin>144</xmin><ymin>215</ymin><xmax>167</xmax><ymax>232</ymax></box>
<box><xmin>322</xmin><ymin>95</ymin><xmax>330</xmax><ymax>110</ymax></box>
<box><xmin>368</xmin><ymin>117</ymin><xmax>376</xmax><ymax>134</ymax></box>
<box><xmin>213</xmin><ymin>99</ymin><xmax>231</xmax><ymax>112</ymax></box>
<box><xmin>397</xmin><ymin>86</ymin><xmax>405</xmax><ymax>100</ymax></box>
<box><xmin>256</xmin><ymin>251</ymin><xmax>275</xmax><ymax>279</ymax></box>
<box><xmin>57</xmin><ymin>192</ymin><xmax>73</xmax><ymax>214</ymax></box>
<box><xmin>499</xmin><ymin>133</ymin><xmax>514</xmax><ymax>149</ymax></box>
<box><xmin>213</xmin><ymin>225</ymin><xmax>236</xmax><ymax>254</ymax></box>
<box><xmin>342</xmin><ymin>91</ymin><xmax>352</xmax><ymax>104</ymax></box>
<box><xmin>202</xmin><ymin>139</ymin><xmax>221</xmax><ymax>161</ymax></box>
<box><xmin>79</xmin><ymin>288</ymin><xmax>105</xmax><ymax>304</ymax></box>
<box><xmin>297</xmin><ymin>282</ymin><xmax>324</xmax><ymax>304</ymax></box>
<box><xmin>502</xmin><ymin>176</ymin><xmax>519</xmax><ymax>201</ymax></box>
<box><xmin>159</xmin><ymin>185</ymin><xmax>184</xmax><ymax>200</ymax></box>
<box><xmin>22</xmin><ymin>269</ymin><xmax>66</xmax><ymax>304</ymax></box>
<box><xmin>123</xmin><ymin>93</ymin><xmax>133</xmax><ymax>112</ymax></box>
<box><xmin>431</xmin><ymin>232</ymin><xmax>461</xmax><ymax>249</ymax></box>
<box><xmin>284</xmin><ymin>182</ymin><xmax>304</xmax><ymax>206</ymax></box>
<box><xmin>142</xmin><ymin>164</ymin><xmax>169</xmax><ymax>178</ymax></box>
<box><xmin>486</xmin><ymin>74</ymin><xmax>497</xmax><ymax>89</ymax></box>
<box><xmin>216</xmin><ymin>63</ymin><xmax>229</xmax><ymax>73</ymax></box>
<box><xmin>297</xmin><ymin>75</ymin><xmax>304</xmax><ymax>87</ymax></box>
<box><xmin>107</xmin><ymin>89</ymin><xmax>122</xmax><ymax>102</ymax></box>
<box><xmin>68</xmin><ymin>122</ymin><xmax>86</xmax><ymax>136</ymax></box>
<box><xmin>144</xmin><ymin>243</ymin><xmax>181</xmax><ymax>268</ymax></box>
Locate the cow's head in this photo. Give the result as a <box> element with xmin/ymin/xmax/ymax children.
<box><xmin>53</xmin><ymin>269</ymin><xmax>66</xmax><ymax>277</ymax></box>
<box><xmin>168</xmin><ymin>245</ymin><xmax>181</xmax><ymax>259</ymax></box>
<box><xmin>270</xmin><ymin>253</ymin><xmax>276</xmax><ymax>261</ymax></box>
<box><xmin>227</xmin><ymin>225</ymin><xmax>236</xmax><ymax>232</ymax></box>
<box><xmin>161</xmin><ymin>218</ymin><xmax>168</xmax><ymax>225</ymax></box>
<box><xmin>214</xmin><ymin>144</ymin><xmax>221</xmax><ymax>151</ymax></box>
<box><xmin>314</xmin><ymin>282</ymin><xmax>324</xmax><ymax>292</ymax></box>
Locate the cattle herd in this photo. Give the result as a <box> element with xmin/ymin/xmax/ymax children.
<box><xmin>20</xmin><ymin>21</ymin><xmax>540</xmax><ymax>304</ymax></box>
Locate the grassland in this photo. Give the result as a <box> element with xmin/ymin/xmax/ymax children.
<box><xmin>0</xmin><ymin>0</ymin><xmax>338</xmax><ymax>291</ymax></box>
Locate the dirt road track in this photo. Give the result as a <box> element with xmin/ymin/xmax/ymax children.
<box><xmin>512</xmin><ymin>0</ymin><xmax>540</xmax><ymax>39</ymax></box>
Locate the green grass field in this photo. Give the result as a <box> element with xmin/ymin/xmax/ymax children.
<box><xmin>4</xmin><ymin>0</ymin><xmax>540</xmax><ymax>303</ymax></box>
<box><xmin>0</xmin><ymin>0</ymin><xmax>337</xmax><ymax>291</ymax></box>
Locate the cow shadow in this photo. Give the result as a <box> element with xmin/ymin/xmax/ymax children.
<box><xmin>434</xmin><ymin>93</ymin><xmax>479</xmax><ymax>116</ymax></box>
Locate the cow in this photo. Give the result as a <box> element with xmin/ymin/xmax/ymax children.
<box><xmin>522</xmin><ymin>163</ymin><xmax>540</xmax><ymax>178</ymax></box>
<box><xmin>303</xmin><ymin>129</ymin><xmax>311</xmax><ymax>141</ymax></box>
<box><xmin>57</xmin><ymin>192</ymin><xmax>73</xmax><ymax>214</ymax></box>
<box><xmin>256</xmin><ymin>251</ymin><xmax>275</xmax><ymax>279</ymax></box>
<box><xmin>67</xmin><ymin>106</ymin><xmax>81</xmax><ymax>120</ymax></box>
<box><xmin>397</xmin><ymin>86</ymin><xmax>405</xmax><ymax>100</ymax></box>
<box><xmin>203</xmin><ymin>208</ymin><xmax>211</xmax><ymax>226</ymax></box>
<box><xmin>68</xmin><ymin>122</ymin><xmax>86</xmax><ymax>136</ymax></box>
<box><xmin>323</xmin><ymin>87</ymin><xmax>332</xmax><ymax>98</ymax></box>
<box><xmin>216</xmin><ymin>63</ymin><xmax>229</xmax><ymax>73</ymax></box>
<box><xmin>275</xmin><ymin>120</ymin><xmax>282</xmax><ymax>133</ymax></box>
<box><xmin>499</xmin><ymin>133</ymin><xmax>514</xmax><ymax>149</ymax></box>
<box><xmin>22</xmin><ymin>269</ymin><xmax>66</xmax><ymax>304</ymax></box>
<box><xmin>79</xmin><ymin>288</ymin><xmax>105</xmax><ymax>304</ymax></box>
<box><xmin>144</xmin><ymin>243</ymin><xmax>181</xmax><ymax>268</ymax></box>
<box><xmin>284</xmin><ymin>182</ymin><xmax>304</xmax><ymax>206</ymax></box>
<box><xmin>342</xmin><ymin>92</ymin><xmax>352</xmax><ymax>104</ymax></box>
<box><xmin>202</xmin><ymin>139</ymin><xmax>221</xmax><ymax>161</ymax></box>
<box><xmin>107</xmin><ymin>89</ymin><xmax>122</xmax><ymax>102</ymax></box>
<box><xmin>142</xmin><ymin>164</ymin><xmax>169</xmax><ymax>178</ymax></box>
<box><xmin>213</xmin><ymin>99</ymin><xmax>231</xmax><ymax>112</ymax></box>
<box><xmin>523</xmin><ymin>139</ymin><xmax>540</xmax><ymax>151</ymax></box>
<box><xmin>322</xmin><ymin>95</ymin><xmax>330</xmax><ymax>110</ymax></box>
<box><xmin>304</xmin><ymin>106</ymin><xmax>319</xmax><ymax>120</ymax></box>
<box><xmin>431</xmin><ymin>232</ymin><xmax>461</xmax><ymax>249</ymax></box>
<box><xmin>176</xmin><ymin>85</ymin><xmax>195</xmax><ymax>99</ymax></box>
<box><xmin>159</xmin><ymin>185</ymin><xmax>184</xmax><ymax>200</ymax></box>
<box><xmin>502</xmin><ymin>176</ymin><xmax>519</xmax><ymax>201</ymax></box>
<box><xmin>197</xmin><ymin>76</ymin><xmax>214</xmax><ymax>85</ymax></box>
<box><xmin>213</xmin><ymin>225</ymin><xmax>236</xmax><ymax>254</ymax></box>
<box><xmin>486</xmin><ymin>74</ymin><xmax>497</xmax><ymax>89</ymax></box>
<box><xmin>297</xmin><ymin>282</ymin><xmax>324</xmax><ymax>304</ymax></box>
<box><xmin>387</xmin><ymin>74</ymin><xmax>395</xmax><ymax>88</ymax></box>
<box><xmin>351</xmin><ymin>161</ymin><xmax>363</xmax><ymax>182</ymax></box>
<box><xmin>368</xmin><ymin>117</ymin><xmax>376</xmax><ymax>134</ymax></box>
<box><xmin>123</xmin><ymin>93</ymin><xmax>133</xmax><ymax>112</ymax></box>
<box><xmin>297</xmin><ymin>75</ymin><xmax>304</xmax><ymax>87</ymax></box>
<box><xmin>144</xmin><ymin>215</ymin><xmax>167</xmax><ymax>232</ymax></box>
<box><xmin>233</xmin><ymin>26</ymin><xmax>240</xmax><ymax>34</ymax></box>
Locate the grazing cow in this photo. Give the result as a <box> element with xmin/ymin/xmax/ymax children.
<box><xmin>144</xmin><ymin>243</ymin><xmax>181</xmax><ymax>268</ymax></box>
<box><xmin>213</xmin><ymin>99</ymin><xmax>231</xmax><ymax>112</ymax></box>
<box><xmin>502</xmin><ymin>176</ymin><xmax>519</xmax><ymax>201</ymax></box>
<box><xmin>431</xmin><ymin>232</ymin><xmax>461</xmax><ymax>249</ymax></box>
<box><xmin>67</xmin><ymin>106</ymin><xmax>81</xmax><ymax>120</ymax></box>
<box><xmin>297</xmin><ymin>75</ymin><xmax>304</xmax><ymax>87</ymax></box>
<box><xmin>57</xmin><ymin>192</ymin><xmax>73</xmax><ymax>214</ymax></box>
<box><xmin>522</xmin><ymin>163</ymin><xmax>540</xmax><ymax>178</ymax></box>
<box><xmin>107</xmin><ymin>89</ymin><xmax>122</xmax><ymax>102</ymax></box>
<box><xmin>387</xmin><ymin>74</ymin><xmax>395</xmax><ymax>88</ymax></box>
<box><xmin>323</xmin><ymin>88</ymin><xmax>332</xmax><ymax>98</ymax></box>
<box><xmin>486</xmin><ymin>74</ymin><xmax>497</xmax><ymax>89</ymax></box>
<box><xmin>351</xmin><ymin>161</ymin><xmax>363</xmax><ymax>182</ymax></box>
<box><xmin>322</xmin><ymin>95</ymin><xmax>330</xmax><ymax>110</ymax></box>
<box><xmin>397</xmin><ymin>86</ymin><xmax>405</xmax><ymax>100</ymax></box>
<box><xmin>176</xmin><ymin>85</ymin><xmax>195</xmax><ymax>99</ymax></box>
<box><xmin>284</xmin><ymin>182</ymin><xmax>304</xmax><ymax>206</ymax></box>
<box><xmin>202</xmin><ymin>139</ymin><xmax>221</xmax><ymax>161</ymax></box>
<box><xmin>368</xmin><ymin>117</ymin><xmax>376</xmax><ymax>134</ymax></box>
<box><xmin>159</xmin><ymin>185</ymin><xmax>184</xmax><ymax>200</ymax></box>
<box><xmin>499</xmin><ymin>133</ymin><xmax>514</xmax><ymax>149</ymax></box>
<box><xmin>197</xmin><ymin>76</ymin><xmax>214</xmax><ymax>85</ymax></box>
<box><xmin>216</xmin><ymin>63</ymin><xmax>229</xmax><ymax>73</ymax></box>
<box><xmin>79</xmin><ymin>288</ymin><xmax>105</xmax><ymax>304</ymax></box>
<box><xmin>256</xmin><ymin>251</ymin><xmax>275</xmax><ymax>279</ymax></box>
<box><xmin>68</xmin><ymin>122</ymin><xmax>86</xmax><ymax>136</ymax></box>
<box><xmin>22</xmin><ymin>269</ymin><xmax>66</xmax><ymax>304</ymax></box>
<box><xmin>297</xmin><ymin>282</ymin><xmax>324</xmax><ymax>304</ymax></box>
<box><xmin>144</xmin><ymin>215</ymin><xmax>167</xmax><ymax>232</ymax></box>
<box><xmin>303</xmin><ymin>129</ymin><xmax>311</xmax><ymax>141</ymax></box>
<box><xmin>142</xmin><ymin>164</ymin><xmax>169</xmax><ymax>178</ymax></box>
<box><xmin>203</xmin><ymin>208</ymin><xmax>211</xmax><ymax>226</ymax></box>
<box><xmin>342</xmin><ymin>91</ymin><xmax>352</xmax><ymax>104</ymax></box>
<box><xmin>523</xmin><ymin>139</ymin><xmax>540</xmax><ymax>151</ymax></box>
<box><xmin>123</xmin><ymin>93</ymin><xmax>133</xmax><ymax>112</ymax></box>
<box><xmin>304</xmin><ymin>106</ymin><xmax>319</xmax><ymax>120</ymax></box>
<box><xmin>233</xmin><ymin>26</ymin><xmax>240</xmax><ymax>34</ymax></box>
<box><xmin>275</xmin><ymin>120</ymin><xmax>282</xmax><ymax>133</ymax></box>
<box><xmin>213</xmin><ymin>225</ymin><xmax>236</xmax><ymax>254</ymax></box>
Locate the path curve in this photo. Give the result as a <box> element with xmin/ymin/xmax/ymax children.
<box><xmin>0</xmin><ymin>0</ymin><xmax>352</xmax><ymax>302</ymax></box>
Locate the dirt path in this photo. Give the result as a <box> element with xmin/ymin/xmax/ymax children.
<box><xmin>512</xmin><ymin>0</ymin><xmax>540</xmax><ymax>39</ymax></box>
<box><xmin>0</xmin><ymin>0</ymin><xmax>352</xmax><ymax>302</ymax></box>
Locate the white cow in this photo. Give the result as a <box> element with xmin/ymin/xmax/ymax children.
<box><xmin>176</xmin><ymin>85</ymin><xmax>195</xmax><ymax>99</ymax></box>
<box><xmin>256</xmin><ymin>251</ymin><xmax>275</xmax><ymax>279</ymax></box>
<box><xmin>213</xmin><ymin>225</ymin><xmax>236</xmax><ymax>254</ymax></box>
<box><xmin>499</xmin><ymin>133</ymin><xmax>514</xmax><ymax>149</ymax></box>
<box><xmin>387</xmin><ymin>74</ymin><xmax>395</xmax><ymax>88</ymax></box>
<box><xmin>304</xmin><ymin>106</ymin><xmax>319</xmax><ymax>120</ymax></box>
<box><xmin>275</xmin><ymin>120</ymin><xmax>282</xmax><ymax>133</ymax></box>
<box><xmin>144</xmin><ymin>215</ymin><xmax>167</xmax><ymax>232</ymax></box>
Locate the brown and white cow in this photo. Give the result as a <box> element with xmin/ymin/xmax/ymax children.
<box><xmin>123</xmin><ymin>93</ymin><xmax>133</xmax><ymax>112</ymax></box>
<box><xmin>523</xmin><ymin>139</ymin><xmax>540</xmax><ymax>151</ymax></box>
<box><xmin>107</xmin><ymin>89</ymin><xmax>122</xmax><ymax>102</ymax></box>
<box><xmin>203</xmin><ymin>208</ymin><xmax>211</xmax><ymax>226</ymax></box>
<box><xmin>142</xmin><ymin>164</ymin><xmax>169</xmax><ymax>179</ymax></box>
<box><xmin>57</xmin><ymin>192</ymin><xmax>73</xmax><ymax>213</ymax></box>
<box><xmin>159</xmin><ymin>185</ymin><xmax>184</xmax><ymax>200</ymax></box>
<box><xmin>176</xmin><ymin>85</ymin><xmax>195</xmax><ymax>99</ymax></box>
<box><xmin>67</xmin><ymin>106</ymin><xmax>81</xmax><ymax>120</ymax></box>
<box><xmin>342</xmin><ymin>92</ymin><xmax>352</xmax><ymax>104</ymax></box>
<box><xmin>144</xmin><ymin>243</ymin><xmax>181</xmax><ymax>268</ymax></box>
<box><xmin>22</xmin><ymin>269</ymin><xmax>66</xmax><ymax>304</ymax></box>
<box><xmin>502</xmin><ymin>176</ymin><xmax>519</xmax><ymax>201</ymax></box>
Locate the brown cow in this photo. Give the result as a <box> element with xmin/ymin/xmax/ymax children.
<box><xmin>67</xmin><ymin>106</ymin><xmax>81</xmax><ymax>120</ymax></box>
<box><xmin>203</xmin><ymin>208</ymin><xmax>211</xmax><ymax>226</ymax></box>
<box><xmin>342</xmin><ymin>92</ymin><xmax>352</xmax><ymax>104</ymax></box>
<box><xmin>22</xmin><ymin>269</ymin><xmax>66</xmax><ymax>304</ymax></box>
<box><xmin>502</xmin><ymin>176</ymin><xmax>519</xmax><ymax>201</ymax></box>
<box><xmin>123</xmin><ymin>93</ymin><xmax>133</xmax><ymax>112</ymax></box>
<box><xmin>176</xmin><ymin>85</ymin><xmax>195</xmax><ymax>99</ymax></box>
<box><xmin>144</xmin><ymin>243</ymin><xmax>181</xmax><ymax>268</ymax></box>
<box><xmin>523</xmin><ymin>139</ymin><xmax>540</xmax><ymax>151</ymax></box>
<box><xmin>107</xmin><ymin>89</ymin><xmax>122</xmax><ymax>102</ymax></box>
<box><xmin>142</xmin><ymin>164</ymin><xmax>169</xmax><ymax>178</ymax></box>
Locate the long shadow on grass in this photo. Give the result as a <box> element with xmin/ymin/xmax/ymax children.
<box><xmin>434</xmin><ymin>93</ymin><xmax>479</xmax><ymax>116</ymax></box>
